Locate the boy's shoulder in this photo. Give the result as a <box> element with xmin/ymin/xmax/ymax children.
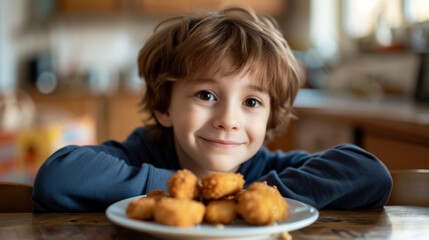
<box><xmin>126</xmin><ymin>127</ymin><xmax>155</xmax><ymax>144</ymax></box>
<box><xmin>244</xmin><ymin>143</ymin><xmax>372</xmax><ymax>166</ymax></box>
<box><xmin>123</xmin><ymin>127</ymin><xmax>180</xmax><ymax>169</ymax></box>
<box><xmin>126</xmin><ymin>127</ymin><xmax>167</xmax><ymax>151</ymax></box>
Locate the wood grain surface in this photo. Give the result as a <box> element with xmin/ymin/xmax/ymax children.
<box><xmin>0</xmin><ymin>206</ymin><xmax>428</xmax><ymax>240</ymax></box>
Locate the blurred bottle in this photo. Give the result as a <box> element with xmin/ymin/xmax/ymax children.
<box><xmin>26</xmin><ymin>52</ymin><xmax>58</xmax><ymax>94</ymax></box>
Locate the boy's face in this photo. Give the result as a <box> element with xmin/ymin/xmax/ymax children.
<box><xmin>155</xmin><ymin>68</ymin><xmax>271</xmax><ymax>178</ymax></box>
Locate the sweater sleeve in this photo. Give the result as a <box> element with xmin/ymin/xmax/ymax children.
<box><xmin>32</xmin><ymin>128</ymin><xmax>176</xmax><ymax>213</ymax></box>
<box><xmin>239</xmin><ymin>144</ymin><xmax>393</xmax><ymax>210</ymax></box>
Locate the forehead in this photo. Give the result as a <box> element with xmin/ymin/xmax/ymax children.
<box><xmin>188</xmin><ymin>60</ymin><xmax>270</xmax><ymax>92</ymax></box>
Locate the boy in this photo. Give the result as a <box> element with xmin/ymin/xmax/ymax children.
<box><xmin>32</xmin><ymin>7</ymin><xmax>392</xmax><ymax>212</ymax></box>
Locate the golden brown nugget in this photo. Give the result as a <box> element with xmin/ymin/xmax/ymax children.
<box><xmin>146</xmin><ymin>189</ymin><xmax>169</xmax><ymax>201</ymax></box>
<box><xmin>204</xmin><ymin>199</ymin><xmax>237</xmax><ymax>225</ymax></box>
<box><xmin>126</xmin><ymin>197</ymin><xmax>156</xmax><ymax>220</ymax></box>
<box><xmin>237</xmin><ymin>181</ymin><xmax>288</xmax><ymax>225</ymax></box>
<box><xmin>154</xmin><ymin>197</ymin><xmax>205</xmax><ymax>227</ymax></box>
<box><xmin>201</xmin><ymin>172</ymin><xmax>245</xmax><ymax>200</ymax></box>
<box><xmin>168</xmin><ymin>169</ymin><xmax>200</xmax><ymax>200</ymax></box>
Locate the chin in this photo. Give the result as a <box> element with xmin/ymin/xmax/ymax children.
<box><xmin>206</xmin><ymin>159</ymin><xmax>241</xmax><ymax>173</ymax></box>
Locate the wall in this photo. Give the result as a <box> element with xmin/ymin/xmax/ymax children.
<box><xmin>0</xmin><ymin>0</ymin><xmax>21</xmax><ymax>93</ymax></box>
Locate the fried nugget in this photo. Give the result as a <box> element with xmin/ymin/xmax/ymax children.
<box><xmin>167</xmin><ymin>169</ymin><xmax>200</xmax><ymax>200</ymax></box>
<box><xmin>146</xmin><ymin>189</ymin><xmax>169</xmax><ymax>201</ymax></box>
<box><xmin>154</xmin><ymin>197</ymin><xmax>205</xmax><ymax>227</ymax></box>
<box><xmin>126</xmin><ymin>197</ymin><xmax>156</xmax><ymax>220</ymax></box>
<box><xmin>201</xmin><ymin>172</ymin><xmax>245</xmax><ymax>200</ymax></box>
<box><xmin>237</xmin><ymin>181</ymin><xmax>288</xmax><ymax>225</ymax></box>
<box><xmin>204</xmin><ymin>199</ymin><xmax>237</xmax><ymax>225</ymax></box>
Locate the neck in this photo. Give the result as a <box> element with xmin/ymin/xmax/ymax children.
<box><xmin>174</xmin><ymin>140</ymin><xmax>240</xmax><ymax>179</ymax></box>
<box><xmin>178</xmin><ymin>156</ymin><xmax>241</xmax><ymax>179</ymax></box>
<box><xmin>173</xmin><ymin>140</ymin><xmax>207</xmax><ymax>178</ymax></box>
<box><xmin>180</xmin><ymin>161</ymin><xmax>212</xmax><ymax>179</ymax></box>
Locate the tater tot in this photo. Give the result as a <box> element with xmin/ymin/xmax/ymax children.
<box><xmin>167</xmin><ymin>169</ymin><xmax>200</xmax><ymax>200</ymax></box>
<box><xmin>237</xmin><ymin>181</ymin><xmax>288</xmax><ymax>225</ymax></box>
<box><xmin>126</xmin><ymin>170</ymin><xmax>290</xmax><ymax>227</ymax></box>
<box><xmin>154</xmin><ymin>197</ymin><xmax>205</xmax><ymax>227</ymax></box>
<box><xmin>204</xmin><ymin>199</ymin><xmax>237</xmax><ymax>225</ymax></box>
<box><xmin>146</xmin><ymin>189</ymin><xmax>169</xmax><ymax>201</ymax></box>
<box><xmin>201</xmin><ymin>172</ymin><xmax>245</xmax><ymax>200</ymax></box>
<box><xmin>126</xmin><ymin>197</ymin><xmax>156</xmax><ymax>220</ymax></box>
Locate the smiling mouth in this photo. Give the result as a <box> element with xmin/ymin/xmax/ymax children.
<box><xmin>200</xmin><ymin>137</ymin><xmax>243</xmax><ymax>148</ymax></box>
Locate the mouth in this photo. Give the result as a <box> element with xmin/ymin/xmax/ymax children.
<box><xmin>199</xmin><ymin>137</ymin><xmax>243</xmax><ymax>149</ymax></box>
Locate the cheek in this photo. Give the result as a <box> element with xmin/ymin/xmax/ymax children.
<box><xmin>247</xmin><ymin>111</ymin><xmax>270</xmax><ymax>141</ymax></box>
<box><xmin>172</xmin><ymin>106</ymin><xmax>208</xmax><ymax>134</ymax></box>
<box><xmin>254</xmin><ymin>124</ymin><xmax>268</xmax><ymax>144</ymax></box>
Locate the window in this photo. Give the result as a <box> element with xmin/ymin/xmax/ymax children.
<box><xmin>344</xmin><ymin>0</ymin><xmax>429</xmax><ymax>40</ymax></box>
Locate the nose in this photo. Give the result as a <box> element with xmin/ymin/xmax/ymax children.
<box><xmin>212</xmin><ymin>104</ymin><xmax>241</xmax><ymax>131</ymax></box>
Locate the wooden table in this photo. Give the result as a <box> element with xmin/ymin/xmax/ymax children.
<box><xmin>1</xmin><ymin>206</ymin><xmax>428</xmax><ymax>240</ymax></box>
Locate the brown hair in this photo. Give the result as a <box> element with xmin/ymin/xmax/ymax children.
<box><xmin>138</xmin><ymin>7</ymin><xmax>300</xmax><ymax>143</ymax></box>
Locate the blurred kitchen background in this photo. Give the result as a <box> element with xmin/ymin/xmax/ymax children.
<box><xmin>1</xmin><ymin>0</ymin><xmax>429</xmax><ymax>183</ymax></box>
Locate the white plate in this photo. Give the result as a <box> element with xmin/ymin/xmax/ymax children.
<box><xmin>106</xmin><ymin>195</ymin><xmax>318</xmax><ymax>240</ymax></box>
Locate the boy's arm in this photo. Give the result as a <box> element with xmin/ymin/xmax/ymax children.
<box><xmin>32</xmin><ymin>129</ymin><xmax>176</xmax><ymax>212</ymax></box>
<box><xmin>240</xmin><ymin>144</ymin><xmax>393</xmax><ymax>210</ymax></box>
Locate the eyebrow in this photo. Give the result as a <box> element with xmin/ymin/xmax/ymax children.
<box><xmin>248</xmin><ymin>84</ymin><xmax>269</xmax><ymax>94</ymax></box>
<box><xmin>191</xmin><ymin>78</ymin><xmax>269</xmax><ymax>94</ymax></box>
<box><xmin>191</xmin><ymin>78</ymin><xmax>216</xmax><ymax>84</ymax></box>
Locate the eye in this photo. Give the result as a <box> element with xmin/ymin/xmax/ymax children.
<box><xmin>243</xmin><ymin>98</ymin><xmax>261</xmax><ymax>108</ymax></box>
<box><xmin>195</xmin><ymin>90</ymin><xmax>216</xmax><ymax>101</ymax></box>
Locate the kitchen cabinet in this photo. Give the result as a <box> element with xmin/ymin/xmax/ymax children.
<box><xmin>363</xmin><ymin>133</ymin><xmax>428</xmax><ymax>170</ymax></box>
<box><xmin>58</xmin><ymin>0</ymin><xmax>122</xmax><ymax>13</ymax></box>
<box><xmin>27</xmin><ymin>89</ymin><xmax>146</xmax><ymax>144</ymax></box>
<box><xmin>267</xmin><ymin>89</ymin><xmax>429</xmax><ymax>170</ymax></box>
<box><xmin>104</xmin><ymin>91</ymin><xmax>149</xmax><ymax>142</ymax></box>
<box><xmin>56</xmin><ymin>0</ymin><xmax>285</xmax><ymax>16</ymax></box>
<box><xmin>139</xmin><ymin>0</ymin><xmax>285</xmax><ymax>15</ymax></box>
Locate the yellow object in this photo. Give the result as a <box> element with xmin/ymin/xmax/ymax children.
<box><xmin>0</xmin><ymin>115</ymin><xmax>96</xmax><ymax>183</ymax></box>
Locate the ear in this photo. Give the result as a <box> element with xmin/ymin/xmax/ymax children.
<box><xmin>154</xmin><ymin>110</ymin><xmax>173</xmax><ymax>127</ymax></box>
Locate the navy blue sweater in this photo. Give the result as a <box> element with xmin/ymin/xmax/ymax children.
<box><xmin>32</xmin><ymin>127</ymin><xmax>392</xmax><ymax>212</ymax></box>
